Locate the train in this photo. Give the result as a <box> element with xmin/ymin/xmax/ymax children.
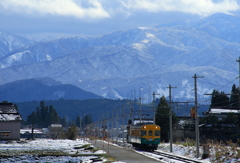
<box><xmin>127</xmin><ymin>122</ymin><xmax>161</xmax><ymax>151</ymax></box>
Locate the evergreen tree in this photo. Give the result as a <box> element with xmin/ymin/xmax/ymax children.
<box><xmin>210</xmin><ymin>89</ymin><xmax>230</xmax><ymax>108</ymax></box>
<box><xmin>36</xmin><ymin>107</ymin><xmax>42</xmax><ymax>127</ymax></box>
<box><xmin>26</xmin><ymin>101</ymin><xmax>61</xmax><ymax>128</ymax></box>
<box><xmin>230</xmin><ymin>84</ymin><xmax>240</xmax><ymax>109</ymax></box>
<box><xmin>82</xmin><ymin>114</ymin><xmax>92</xmax><ymax>128</ymax></box>
<box><xmin>155</xmin><ymin>96</ymin><xmax>177</xmax><ymax>142</ymax></box>
<box><xmin>26</xmin><ymin>112</ymin><xmax>37</xmax><ymax>127</ymax></box>
<box><xmin>75</xmin><ymin>116</ymin><xmax>81</xmax><ymax>128</ymax></box>
<box><xmin>48</xmin><ymin>105</ymin><xmax>60</xmax><ymax>125</ymax></box>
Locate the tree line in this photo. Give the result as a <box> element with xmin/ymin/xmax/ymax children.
<box><xmin>24</xmin><ymin>101</ymin><xmax>92</xmax><ymax>129</ymax></box>
<box><xmin>210</xmin><ymin>84</ymin><xmax>240</xmax><ymax>109</ymax></box>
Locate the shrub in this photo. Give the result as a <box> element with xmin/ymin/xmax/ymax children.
<box><xmin>66</xmin><ymin>125</ymin><xmax>78</xmax><ymax>140</ymax></box>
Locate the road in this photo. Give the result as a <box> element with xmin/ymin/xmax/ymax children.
<box><xmin>90</xmin><ymin>140</ymin><xmax>162</xmax><ymax>163</ymax></box>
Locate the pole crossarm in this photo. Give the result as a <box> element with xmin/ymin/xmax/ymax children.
<box><xmin>204</xmin><ymin>93</ymin><xmax>233</xmax><ymax>95</ymax></box>
<box><xmin>171</xmin><ymin>102</ymin><xmax>193</xmax><ymax>103</ymax></box>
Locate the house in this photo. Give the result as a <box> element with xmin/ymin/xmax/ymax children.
<box><xmin>202</xmin><ymin>108</ymin><xmax>239</xmax><ymax>141</ymax></box>
<box><xmin>203</xmin><ymin>108</ymin><xmax>240</xmax><ymax>121</ymax></box>
<box><xmin>0</xmin><ymin>102</ymin><xmax>22</xmax><ymax>140</ymax></box>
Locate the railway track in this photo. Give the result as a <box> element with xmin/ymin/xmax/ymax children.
<box><xmin>149</xmin><ymin>150</ymin><xmax>204</xmax><ymax>163</ymax></box>
<box><xmin>98</xmin><ymin>140</ymin><xmax>205</xmax><ymax>162</ymax></box>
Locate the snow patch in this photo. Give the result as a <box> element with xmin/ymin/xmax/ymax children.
<box><xmin>142</xmin><ymin>39</ymin><xmax>149</xmax><ymax>43</ymax></box>
<box><xmin>146</xmin><ymin>33</ymin><xmax>155</xmax><ymax>38</ymax></box>
<box><xmin>138</xmin><ymin>27</ymin><xmax>150</xmax><ymax>30</ymax></box>
<box><xmin>133</xmin><ymin>43</ymin><xmax>145</xmax><ymax>51</ymax></box>
<box><xmin>46</xmin><ymin>55</ymin><xmax>52</xmax><ymax>61</ymax></box>
<box><xmin>2</xmin><ymin>50</ymin><xmax>30</xmax><ymax>68</ymax></box>
<box><xmin>156</xmin><ymin>84</ymin><xmax>169</xmax><ymax>97</ymax></box>
<box><xmin>113</xmin><ymin>90</ymin><xmax>123</xmax><ymax>99</ymax></box>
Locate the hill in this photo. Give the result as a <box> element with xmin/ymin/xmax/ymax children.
<box><xmin>0</xmin><ymin>78</ymin><xmax>103</xmax><ymax>102</ymax></box>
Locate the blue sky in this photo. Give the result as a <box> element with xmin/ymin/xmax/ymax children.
<box><xmin>1</xmin><ymin>0</ymin><xmax>240</xmax><ymax>37</ymax></box>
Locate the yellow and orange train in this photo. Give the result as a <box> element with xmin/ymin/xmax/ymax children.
<box><xmin>127</xmin><ymin>124</ymin><xmax>161</xmax><ymax>151</ymax></box>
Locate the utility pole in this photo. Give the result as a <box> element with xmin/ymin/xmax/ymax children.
<box><xmin>122</xmin><ymin>105</ymin><xmax>125</xmax><ymax>144</ymax></box>
<box><xmin>79</xmin><ymin>116</ymin><xmax>81</xmax><ymax>136</ymax></box>
<box><xmin>107</xmin><ymin>111</ymin><xmax>109</xmax><ymax>139</ymax></box>
<box><xmin>193</xmin><ymin>74</ymin><xmax>204</xmax><ymax>158</ymax></box>
<box><xmin>128</xmin><ymin>101</ymin><xmax>133</xmax><ymax>123</ymax></box>
<box><xmin>139</xmin><ymin>97</ymin><xmax>144</xmax><ymax>123</ymax></box>
<box><xmin>236</xmin><ymin>56</ymin><xmax>240</xmax><ymax>87</ymax></box>
<box><xmin>152</xmin><ymin>92</ymin><xmax>160</xmax><ymax>124</ymax></box>
<box><xmin>112</xmin><ymin>109</ymin><xmax>114</xmax><ymax>141</ymax></box>
<box><xmin>116</xmin><ymin>108</ymin><xmax>119</xmax><ymax>143</ymax></box>
<box><xmin>168</xmin><ymin>85</ymin><xmax>177</xmax><ymax>152</ymax></box>
<box><xmin>236</xmin><ymin>57</ymin><xmax>240</xmax><ymax>109</ymax></box>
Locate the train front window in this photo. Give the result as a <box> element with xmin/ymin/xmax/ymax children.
<box><xmin>149</xmin><ymin>130</ymin><xmax>153</xmax><ymax>136</ymax></box>
<box><xmin>141</xmin><ymin>130</ymin><xmax>146</xmax><ymax>136</ymax></box>
<box><xmin>155</xmin><ymin>130</ymin><xmax>160</xmax><ymax>136</ymax></box>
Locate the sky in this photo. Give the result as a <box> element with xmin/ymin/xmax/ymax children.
<box><xmin>1</xmin><ymin>0</ymin><xmax>240</xmax><ymax>38</ymax></box>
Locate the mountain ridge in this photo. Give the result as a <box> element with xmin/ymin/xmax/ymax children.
<box><xmin>0</xmin><ymin>78</ymin><xmax>103</xmax><ymax>102</ymax></box>
<box><xmin>0</xmin><ymin>13</ymin><xmax>239</xmax><ymax>102</ymax></box>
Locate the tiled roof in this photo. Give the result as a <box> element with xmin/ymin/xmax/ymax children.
<box><xmin>0</xmin><ymin>103</ymin><xmax>18</xmax><ymax>113</ymax></box>
<box><xmin>0</xmin><ymin>114</ymin><xmax>22</xmax><ymax>121</ymax></box>
<box><xmin>0</xmin><ymin>102</ymin><xmax>22</xmax><ymax>121</ymax></box>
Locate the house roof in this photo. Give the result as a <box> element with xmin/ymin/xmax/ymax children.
<box><xmin>0</xmin><ymin>102</ymin><xmax>22</xmax><ymax>121</ymax></box>
<box><xmin>0</xmin><ymin>102</ymin><xmax>18</xmax><ymax>113</ymax></box>
<box><xmin>0</xmin><ymin>113</ymin><xmax>22</xmax><ymax>121</ymax></box>
<box><xmin>206</xmin><ymin>108</ymin><xmax>240</xmax><ymax>114</ymax></box>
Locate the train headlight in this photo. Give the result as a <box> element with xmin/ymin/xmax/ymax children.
<box><xmin>149</xmin><ymin>138</ymin><xmax>152</xmax><ymax>141</ymax></box>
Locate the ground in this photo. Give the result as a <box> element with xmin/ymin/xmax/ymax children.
<box><xmin>0</xmin><ymin>138</ymin><xmax>239</xmax><ymax>162</ymax></box>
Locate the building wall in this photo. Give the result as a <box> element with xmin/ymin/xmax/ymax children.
<box><xmin>0</xmin><ymin>121</ymin><xmax>21</xmax><ymax>140</ymax></box>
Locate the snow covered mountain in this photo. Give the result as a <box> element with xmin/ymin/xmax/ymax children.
<box><xmin>0</xmin><ymin>30</ymin><xmax>35</xmax><ymax>58</ymax></box>
<box><xmin>0</xmin><ymin>13</ymin><xmax>239</xmax><ymax>103</ymax></box>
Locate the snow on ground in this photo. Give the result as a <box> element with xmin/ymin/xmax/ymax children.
<box><xmin>0</xmin><ymin>139</ymin><xmax>107</xmax><ymax>163</ymax></box>
<box><xmin>0</xmin><ymin>139</ymin><xmax>240</xmax><ymax>162</ymax></box>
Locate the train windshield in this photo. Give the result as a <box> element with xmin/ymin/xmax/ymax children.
<box><xmin>155</xmin><ymin>130</ymin><xmax>160</xmax><ymax>136</ymax></box>
<box><xmin>141</xmin><ymin>130</ymin><xmax>146</xmax><ymax>136</ymax></box>
<box><xmin>148</xmin><ymin>130</ymin><xmax>153</xmax><ymax>136</ymax></box>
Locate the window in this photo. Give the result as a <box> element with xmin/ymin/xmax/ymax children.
<box><xmin>155</xmin><ymin>130</ymin><xmax>160</xmax><ymax>136</ymax></box>
<box><xmin>149</xmin><ymin>130</ymin><xmax>153</xmax><ymax>136</ymax></box>
<box><xmin>141</xmin><ymin>130</ymin><xmax>146</xmax><ymax>136</ymax></box>
<box><xmin>0</xmin><ymin>131</ymin><xmax>11</xmax><ymax>137</ymax></box>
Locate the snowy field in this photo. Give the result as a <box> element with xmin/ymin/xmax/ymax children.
<box><xmin>0</xmin><ymin>139</ymin><xmax>108</xmax><ymax>163</ymax></box>
<box><xmin>0</xmin><ymin>138</ymin><xmax>240</xmax><ymax>163</ymax></box>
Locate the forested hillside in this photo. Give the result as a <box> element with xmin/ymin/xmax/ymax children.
<box><xmin>16</xmin><ymin>99</ymin><xmax>150</xmax><ymax>122</ymax></box>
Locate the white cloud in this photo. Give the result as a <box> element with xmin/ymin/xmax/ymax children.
<box><xmin>0</xmin><ymin>0</ymin><xmax>110</xmax><ymax>19</ymax></box>
<box><xmin>121</xmin><ymin>0</ymin><xmax>240</xmax><ymax>16</ymax></box>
